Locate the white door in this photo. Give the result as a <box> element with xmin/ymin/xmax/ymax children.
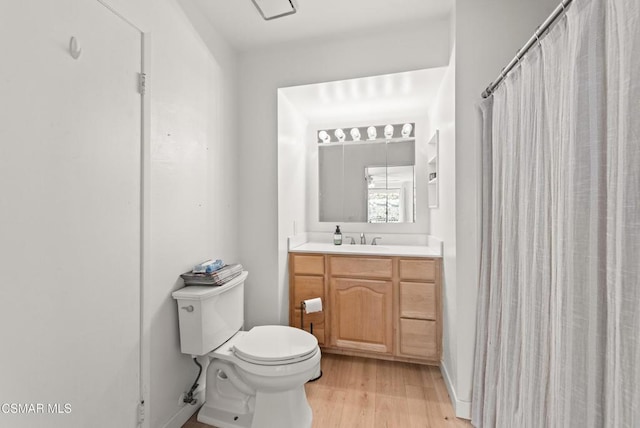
<box><xmin>0</xmin><ymin>1</ymin><xmax>142</xmax><ymax>427</ymax></box>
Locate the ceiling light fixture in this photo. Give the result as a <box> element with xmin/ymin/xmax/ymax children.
<box><xmin>250</xmin><ymin>0</ymin><xmax>297</xmax><ymax>21</ymax></box>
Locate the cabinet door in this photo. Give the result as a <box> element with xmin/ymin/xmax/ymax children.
<box><xmin>292</xmin><ymin>309</ymin><xmax>325</xmax><ymax>346</ymax></box>
<box><xmin>293</xmin><ymin>276</ymin><xmax>324</xmax><ymax>309</ymax></box>
<box><xmin>290</xmin><ymin>275</ymin><xmax>325</xmax><ymax>345</ymax></box>
<box><xmin>330</xmin><ymin>278</ymin><xmax>393</xmax><ymax>354</ymax></box>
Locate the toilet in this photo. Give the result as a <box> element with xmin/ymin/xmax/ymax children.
<box><xmin>172</xmin><ymin>271</ymin><xmax>321</xmax><ymax>428</ymax></box>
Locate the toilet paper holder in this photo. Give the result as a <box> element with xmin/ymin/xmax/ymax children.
<box><xmin>300</xmin><ymin>301</ymin><xmax>313</xmax><ymax>336</ymax></box>
<box><xmin>300</xmin><ymin>297</ymin><xmax>322</xmax><ymax>337</ymax></box>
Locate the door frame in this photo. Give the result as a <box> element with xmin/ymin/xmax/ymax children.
<box><xmin>95</xmin><ymin>2</ymin><xmax>151</xmax><ymax>427</ymax></box>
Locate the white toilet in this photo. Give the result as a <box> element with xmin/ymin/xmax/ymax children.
<box><xmin>172</xmin><ymin>271</ymin><xmax>321</xmax><ymax>428</ymax></box>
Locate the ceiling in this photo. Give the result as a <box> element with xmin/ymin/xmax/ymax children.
<box><xmin>280</xmin><ymin>67</ymin><xmax>448</xmax><ymax>122</ymax></box>
<box><xmin>189</xmin><ymin>0</ymin><xmax>453</xmax><ymax>52</ymax></box>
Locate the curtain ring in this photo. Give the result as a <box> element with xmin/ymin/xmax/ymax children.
<box><xmin>534</xmin><ymin>25</ymin><xmax>541</xmax><ymax>45</ymax></box>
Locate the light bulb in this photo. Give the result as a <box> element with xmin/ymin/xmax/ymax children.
<box><xmin>367</xmin><ymin>126</ymin><xmax>377</xmax><ymax>140</ymax></box>
<box><xmin>350</xmin><ymin>128</ymin><xmax>361</xmax><ymax>141</ymax></box>
<box><xmin>318</xmin><ymin>130</ymin><xmax>330</xmax><ymax>143</ymax></box>
<box><xmin>401</xmin><ymin>123</ymin><xmax>413</xmax><ymax>138</ymax></box>
<box><xmin>334</xmin><ymin>128</ymin><xmax>346</xmax><ymax>142</ymax></box>
<box><xmin>384</xmin><ymin>124</ymin><xmax>394</xmax><ymax>139</ymax></box>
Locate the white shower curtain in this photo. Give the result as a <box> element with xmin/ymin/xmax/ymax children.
<box><xmin>472</xmin><ymin>0</ymin><xmax>640</xmax><ymax>426</ymax></box>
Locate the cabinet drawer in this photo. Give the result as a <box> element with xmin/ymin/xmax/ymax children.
<box><xmin>399</xmin><ymin>259</ymin><xmax>436</xmax><ymax>281</ymax></box>
<box><xmin>292</xmin><ymin>309</ymin><xmax>325</xmax><ymax>345</ymax></box>
<box><xmin>293</xmin><ymin>276</ymin><xmax>324</xmax><ymax>309</ymax></box>
<box><xmin>399</xmin><ymin>318</ymin><xmax>437</xmax><ymax>359</ymax></box>
<box><xmin>292</xmin><ymin>254</ymin><xmax>325</xmax><ymax>275</ymax></box>
<box><xmin>330</xmin><ymin>256</ymin><xmax>392</xmax><ymax>279</ymax></box>
<box><xmin>400</xmin><ymin>282</ymin><xmax>436</xmax><ymax>320</ymax></box>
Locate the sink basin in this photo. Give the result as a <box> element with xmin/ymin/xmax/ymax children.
<box><xmin>289</xmin><ymin>242</ymin><xmax>441</xmax><ymax>257</ymax></box>
<box><xmin>338</xmin><ymin>244</ymin><xmax>391</xmax><ymax>252</ymax></box>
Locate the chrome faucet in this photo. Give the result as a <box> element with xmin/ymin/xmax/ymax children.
<box><xmin>345</xmin><ymin>236</ymin><xmax>356</xmax><ymax>245</ymax></box>
<box><xmin>371</xmin><ymin>237</ymin><xmax>382</xmax><ymax>245</ymax></box>
<box><xmin>360</xmin><ymin>233</ymin><xmax>366</xmax><ymax>245</ymax></box>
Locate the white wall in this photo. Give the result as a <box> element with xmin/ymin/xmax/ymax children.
<box><xmin>133</xmin><ymin>0</ymin><xmax>239</xmax><ymax>425</ymax></box>
<box><xmin>238</xmin><ymin>17</ymin><xmax>452</xmax><ymax>328</ymax></box>
<box><xmin>452</xmin><ymin>0</ymin><xmax>559</xmax><ymax>418</ymax></box>
<box><xmin>429</xmin><ymin>52</ymin><xmax>457</xmax><ymax>408</ymax></box>
<box><xmin>277</xmin><ymin>92</ymin><xmax>310</xmax><ymax>328</ymax></box>
<box><xmin>0</xmin><ymin>0</ymin><xmax>238</xmax><ymax>427</ymax></box>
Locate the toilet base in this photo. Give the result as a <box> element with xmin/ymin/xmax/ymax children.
<box><xmin>197</xmin><ymin>385</ymin><xmax>313</xmax><ymax>428</ymax></box>
<box><xmin>197</xmin><ymin>388</ymin><xmax>312</xmax><ymax>428</ymax></box>
<box><xmin>197</xmin><ymin>388</ymin><xmax>313</xmax><ymax>428</ymax></box>
<box><xmin>197</xmin><ymin>358</ymin><xmax>314</xmax><ymax>428</ymax></box>
<box><xmin>252</xmin><ymin>386</ymin><xmax>312</xmax><ymax>428</ymax></box>
<box><xmin>198</xmin><ymin>405</ymin><xmax>253</xmax><ymax>428</ymax></box>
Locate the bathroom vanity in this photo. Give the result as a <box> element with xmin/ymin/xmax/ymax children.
<box><xmin>288</xmin><ymin>243</ymin><xmax>441</xmax><ymax>365</ymax></box>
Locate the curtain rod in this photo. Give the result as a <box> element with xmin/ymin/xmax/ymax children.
<box><xmin>481</xmin><ymin>0</ymin><xmax>574</xmax><ymax>98</ymax></box>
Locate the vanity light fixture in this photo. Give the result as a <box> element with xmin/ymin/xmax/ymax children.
<box><xmin>250</xmin><ymin>0</ymin><xmax>297</xmax><ymax>21</ymax></box>
<box><xmin>318</xmin><ymin>122</ymin><xmax>414</xmax><ymax>144</ymax></box>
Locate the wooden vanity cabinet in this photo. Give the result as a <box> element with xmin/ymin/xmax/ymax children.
<box><xmin>289</xmin><ymin>252</ymin><xmax>441</xmax><ymax>365</ymax></box>
<box><xmin>288</xmin><ymin>254</ymin><xmax>326</xmax><ymax>345</ymax></box>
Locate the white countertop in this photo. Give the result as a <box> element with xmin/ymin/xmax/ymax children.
<box><xmin>289</xmin><ymin>242</ymin><xmax>441</xmax><ymax>258</ymax></box>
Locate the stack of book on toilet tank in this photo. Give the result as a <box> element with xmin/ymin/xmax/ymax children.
<box><xmin>180</xmin><ymin>259</ymin><xmax>244</xmax><ymax>286</ymax></box>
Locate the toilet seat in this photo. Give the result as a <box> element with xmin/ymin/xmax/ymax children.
<box><xmin>232</xmin><ymin>325</ymin><xmax>318</xmax><ymax>366</ymax></box>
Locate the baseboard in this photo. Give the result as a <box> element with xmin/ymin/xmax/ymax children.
<box><xmin>162</xmin><ymin>390</ymin><xmax>204</xmax><ymax>428</ymax></box>
<box><xmin>440</xmin><ymin>361</ymin><xmax>471</xmax><ymax>420</ymax></box>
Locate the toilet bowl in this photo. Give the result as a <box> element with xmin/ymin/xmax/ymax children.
<box><xmin>200</xmin><ymin>325</ymin><xmax>320</xmax><ymax>428</ymax></box>
<box><xmin>172</xmin><ymin>272</ymin><xmax>321</xmax><ymax>428</ymax></box>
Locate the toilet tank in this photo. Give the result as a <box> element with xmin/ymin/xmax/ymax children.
<box><xmin>171</xmin><ymin>271</ymin><xmax>248</xmax><ymax>356</ymax></box>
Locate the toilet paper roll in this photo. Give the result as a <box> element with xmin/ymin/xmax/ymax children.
<box><xmin>303</xmin><ymin>297</ymin><xmax>323</xmax><ymax>314</ymax></box>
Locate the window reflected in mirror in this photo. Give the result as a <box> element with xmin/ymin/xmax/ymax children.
<box><xmin>366</xmin><ymin>166</ymin><xmax>414</xmax><ymax>223</ymax></box>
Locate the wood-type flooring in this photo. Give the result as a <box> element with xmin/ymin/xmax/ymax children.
<box><xmin>182</xmin><ymin>353</ymin><xmax>472</xmax><ymax>428</ymax></box>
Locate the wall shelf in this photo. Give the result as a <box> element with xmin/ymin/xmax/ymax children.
<box><xmin>427</xmin><ymin>130</ymin><xmax>438</xmax><ymax>208</ymax></box>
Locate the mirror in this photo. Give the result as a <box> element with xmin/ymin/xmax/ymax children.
<box><xmin>366</xmin><ymin>165</ymin><xmax>415</xmax><ymax>223</ymax></box>
<box><xmin>318</xmin><ymin>124</ymin><xmax>415</xmax><ymax>223</ymax></box>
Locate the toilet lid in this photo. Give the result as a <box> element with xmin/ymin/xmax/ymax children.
<box><xmin>232</xmin><ymin>325</ymin><xmax>318</xmax><ymax>365</ymax></box>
